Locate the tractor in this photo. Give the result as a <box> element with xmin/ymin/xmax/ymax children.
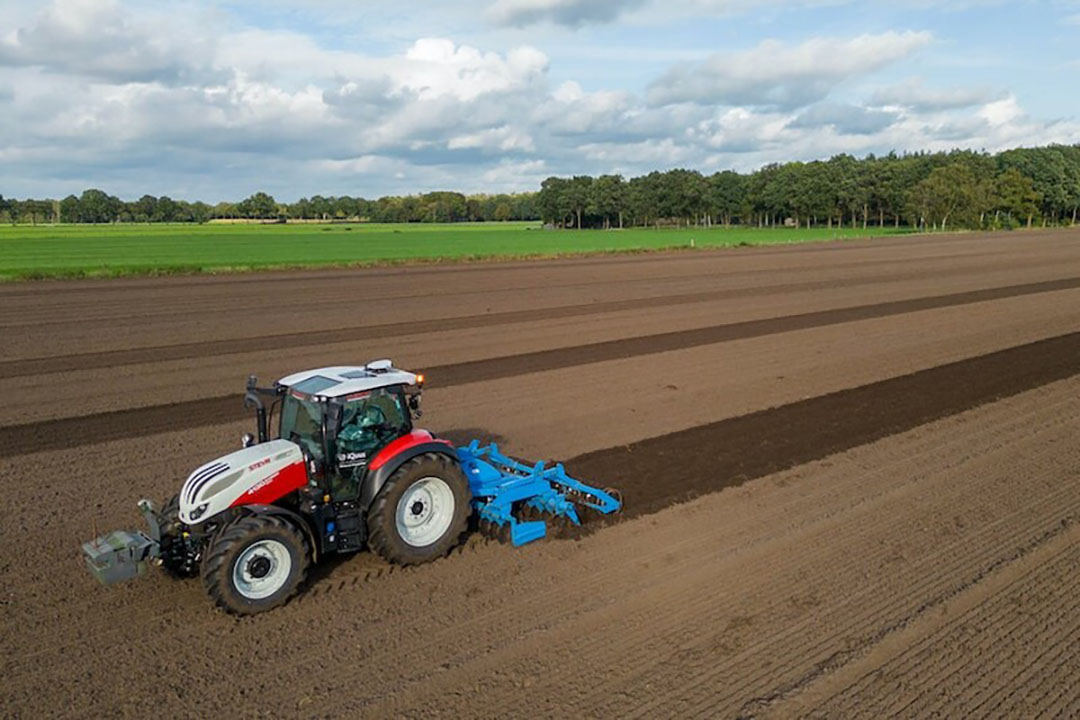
<box><xmin>82</xmin><ymin>361</ymin><xmax>621</xmax><ymax>614</ymax></box>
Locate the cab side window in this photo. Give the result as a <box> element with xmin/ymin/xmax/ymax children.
<box><xmin>337</xmin><ymin>388</ymin><xmax>410</xmax><ymax>460</ymax></box>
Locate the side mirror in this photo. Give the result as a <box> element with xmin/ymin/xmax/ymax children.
<box><xmin>242</xmin><ymin>433</ymin><xmax>255</xmax><ymax>448</ymax></box>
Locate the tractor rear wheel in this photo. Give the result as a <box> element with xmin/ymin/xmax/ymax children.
<box><xmin>367</xmin><ymin>453</ymin><xmax>471</xmax><ymax>566</ymax></box>
<box><xmin>201</xmin><ymin>515</ymin><xmax>310</xmax><ymax>615</ymax></box>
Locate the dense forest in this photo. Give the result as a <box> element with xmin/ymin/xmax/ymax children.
<box><xmin>538</xmin><ymin>145</ymin><xmax>1080</xmax><ymax>231</ymax></box>
<box><xmin>2</xmin><ymin>144</ymin><xmax>1078</xmax><ymax>231</ymax></box>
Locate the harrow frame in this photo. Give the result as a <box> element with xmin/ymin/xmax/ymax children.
<box><xmin>457</xmin><ymin>440</ymin><xmax>622</xmax><ymax>546</ymax></box>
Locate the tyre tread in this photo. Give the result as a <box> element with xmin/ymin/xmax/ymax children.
<box><xmin>200</xmin><ymin>514</ymin><xmax>310</xmax><ymax>615</ymax></box>
<box><xmin>367</xmin><ymin>452</ymin><xmax>471</xmax><ymax>566</ymax></box>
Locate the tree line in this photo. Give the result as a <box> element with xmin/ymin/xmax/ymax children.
<box><xmin>538</xmin><ymin>145</ymin><xmax>1080</xmax><ymax>231</ymax></box>
<box><xmin>0</xmin><ymin>189</ymin><xmax>538</xmax><ymax>225</ymax></box>
<box><xmin>2</xmin><ymin>144</ymin><xmax>1078</xmax><ymax>231</ymax></box>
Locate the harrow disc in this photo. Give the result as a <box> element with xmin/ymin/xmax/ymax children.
<box><xmin>604</xmin><ymin>488</ymin><xmax>624</xmax><ymax>515</ymax></box>
<box><xmin>515</xmin><ymin>504</ymin><xmax>575</xmax><ymax>538</ymax></box>
<box><xmin>478</xmin><ymin>518</ymin><xmax>512</xmax><ymax>544</ymax></box>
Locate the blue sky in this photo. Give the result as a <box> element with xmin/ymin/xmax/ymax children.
<box><xmin>1</xmin><ymin>0</ymin><xmax>1078</xmax><ymax>202</ymax></box>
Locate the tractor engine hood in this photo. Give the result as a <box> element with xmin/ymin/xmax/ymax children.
<box><xmin>179</xmin><ymin>439</ymin><xmax>308</xmax><ymax>525</ymax></box>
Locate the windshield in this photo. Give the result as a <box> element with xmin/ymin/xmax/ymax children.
<box><xmin>279</xmin><ymin>392</ymin><xmax>325</xmax><ymax>462</ymax></box>
<box><xmin>336</xmin><ymin>388</ymin><xmax>410</xmax><ymax>462</ymax></box>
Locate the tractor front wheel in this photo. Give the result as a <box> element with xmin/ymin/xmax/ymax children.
<box><xmin>201</xmin><ymin>515</ymin><xmax>310</xmax><ymax>615</ymax></box>
<box><xmin>367</xmin><ymin>453</ymin><xmax>471</xmax><ymax>566</ymax></box>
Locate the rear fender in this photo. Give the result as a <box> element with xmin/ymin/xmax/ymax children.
<box><xmin>360</xmin><ymin>441</ymin><xmax>459</xmax><ymax>510</ymax></box>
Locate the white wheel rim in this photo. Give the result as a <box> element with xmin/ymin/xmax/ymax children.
<box><xmin>396</xmin><ymin>476</ymin><xmax>455</xmax><ymax>547</ymax></box>
<box><xmin>232</xmin><ymin>539</ymin><xmax>292</xmax><ymax>600</ymax></box>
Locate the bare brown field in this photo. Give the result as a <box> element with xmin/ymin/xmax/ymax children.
<box><xmin>1</xmin><ymin>228</ymin><xmax>1078</xmax><ymax>717</ymax></box>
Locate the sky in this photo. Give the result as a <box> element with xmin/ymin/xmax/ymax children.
<box><xmin>1</xmin><ymin>0</ymin><xmax>1078</xmax><ymax>202</ymax></box>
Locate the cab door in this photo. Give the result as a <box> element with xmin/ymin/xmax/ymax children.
<box><xmin>331</xmin><ymin>386</ymin><xmax>412</xmax><ymax>500</ymax></box>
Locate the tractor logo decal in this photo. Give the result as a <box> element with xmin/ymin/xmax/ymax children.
<box><xmin>231</xmin><ymin>461</ymin><xmax>309</xmax><ymax>508</ymax></box>
<box><xmin>337</xmin><ymin>451</ymin><xmax>368</xmax><ymax>468</ymax></box>
<box><xmin>244</xmin><ymin>472</ymin><xmax>278</xmax><ymax>496</ymax></box>
<box><xmin>248</xmin><ymin>458</ymin><xmax>271</xmax><ymax>472</ymax></box>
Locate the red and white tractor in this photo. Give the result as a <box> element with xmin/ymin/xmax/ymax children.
<box><xmin>83</xmin><ymin>360</ymin><xmax>621</xmax><ymax>614</ymax></box>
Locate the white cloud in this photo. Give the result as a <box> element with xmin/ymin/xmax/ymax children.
<box><xmin>788</xmin><ymin>102</ymin><xmax>900</xmax><ymax>135</ymax></box>
<box><xmin>397</xmin><ymin>39</ymin><xmax>548</xmax><ymax>101</ymax></box>
<box><xmin>647</xmin><ymin>31</ymin><xmax>934</xmax><ymax>109</ymax></box>
<box><xmin>448</xmin><ymin>126</ymin><xmax>536</xmax><ymax>152</ymax></box>
<box><xmin>0</xmin><ymin>0</ymin><xmax>219</xmax><ymax>84</ymax></box>
<box><xmin>0</xmin><ymin>0</ymin><xmax>1077</xmax><ymax>200</ymax></box>
<box><xmin>695</xmin><ymin>107</ymin><xmax>791</xmax><ymax>153</ymax></box>
<box><xmin>978</xmin><ymin>95</ymin><xmax>1024</xmax><ymax>127</ymax></box>
<box><xmin>871</xmin><ymin>77</ymin><xmax>1002</xmax><ymax>111</ymax></box>
<box><xmin>579</xmin><ymin>137</ymin><xmax>696</xmax><ymax>165</ymax></box>
<box><xmin>479</xmin><ymin>159</ymin><xmax>549</xmax><ymax>188</ymax></box>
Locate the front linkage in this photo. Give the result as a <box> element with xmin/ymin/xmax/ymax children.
<box><xmin>83</xmin><ymin>498</ymin><xmax>206</xmax><ymax>585</ymax></box>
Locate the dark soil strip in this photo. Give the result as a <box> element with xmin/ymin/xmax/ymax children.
<box><xmin>569</xmin><ymin>331</ymin><xmax>1080</xmax><ymax>521</ymax></box>
<box><xmin>1</xmin><ymin>277</ymin><xmax>1077</xmax><ymax>457</ymax></box>
<box><xmin>0</xmin><ymin>263</ymin><xmax>1040</xmax><ymax>379</ymax></box>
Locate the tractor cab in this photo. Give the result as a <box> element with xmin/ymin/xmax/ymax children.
<box><xmin>251</xmin><ymin>361</ymin><xmax>424</xmax><ymax>500</ymax></box>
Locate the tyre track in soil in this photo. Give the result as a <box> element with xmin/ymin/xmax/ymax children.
<box><xmin>535</xmin><ymin>480</ymin><xmax>1075</xmax><ymax>720</ymax></box>
<box><xmin>321</xmin><ymin>380</ymin><xmax>1080</xmax><ymax>718</ymax></box>
<box><xmin>458</xmin><ymin>407</ymin><xmax>1080</xmax><ymax>720</ymax></box>
<box><xmin>1</xmin><ymin>257</ymin><xmax>1063</xmax><ymax>377</ymax></box>
<box><xmin>8</xmin><ymin>328</ymin><xmax>1078</xmax><ymax>714</ymax></box>
<box><xmin>564</xmin><ymin>407</ymin><xmax>1080</xmax><ymax>720</ymax></box>
<box><xmin>906</xmin><ymin>552</ymin><xmax>1080</xmax><ymax>717</ymax></box>
<box><xmin>889</xmin><ymin>556</ymin><xmax>1079</xmax><ymax>718</ymax></box>
<box><xmin>798</xmin><ymin>537</ymin><xmax>1080</xmax><ymax>719</ymax></box>
<box><xmin>2</xmin><ymin>276</ymin><xmax>1077</xmax><ymax>459</ymax></box>
<box><xmin>724</xmin><ymin>502</ymin><xmax>1078</xmax><ymax>720</ymax></box>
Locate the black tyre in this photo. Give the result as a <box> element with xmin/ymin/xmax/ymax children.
<box><xmin>367</xmin><ymin>452</ymin><xmax>472</xmax><ymax>565</ymax></box>
<box><xmin>200</xmin><ymin>515</ymin><xmax>310</xmax><ymax>615</ymax></box>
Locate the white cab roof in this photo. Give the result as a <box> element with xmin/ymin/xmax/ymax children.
<box><xmin>276</xmin><ymin>360</ymin><xmax>418</xmax><ymax>399</ymax></box>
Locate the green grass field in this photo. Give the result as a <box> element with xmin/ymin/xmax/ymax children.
<box><xmin>0</xmin><ymin>222</ymin><xmax>910</xmax><ymax>280</ymax></box>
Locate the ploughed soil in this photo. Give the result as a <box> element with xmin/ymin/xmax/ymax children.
<box><xmin>1</xmin><ymin>228</ymin><xmax>1079</xmax><ymax>717</ymax></box>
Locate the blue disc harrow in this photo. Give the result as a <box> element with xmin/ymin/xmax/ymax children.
<box><xmin>457</xmin><ymin>440</ymin><xmax>622</xmax><ymax>546</ymax></box>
